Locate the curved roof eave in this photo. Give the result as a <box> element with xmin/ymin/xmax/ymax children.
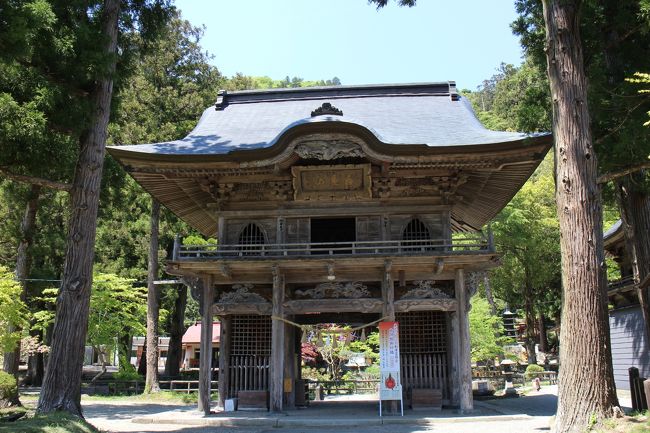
<box><xmin>107</xmin><ymin>117</ymin><xmax>552</xmax><ymax>165</ymax></box>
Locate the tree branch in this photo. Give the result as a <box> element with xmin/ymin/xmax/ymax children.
<box><xmin>597</xmin><ymin>161</ymin><xmax>650</xmax><ymax>184</ymax></box>
<box><xmin>0</xmin><ymin>167</ymin><xmax>72</xmax><ymax>191</ymax></box>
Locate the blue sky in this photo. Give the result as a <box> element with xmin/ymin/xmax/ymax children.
<box><xmin>173</xmin><ymin>0</ymin><xmax>524</xmax><ymax>91</ymax></box>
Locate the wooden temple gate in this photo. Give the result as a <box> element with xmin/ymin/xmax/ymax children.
<box><xmin>107</xmin><ymin>82</ymin><xmax>551</xmax><ymax>414</ymax></box>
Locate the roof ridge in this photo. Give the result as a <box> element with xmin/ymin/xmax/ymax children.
<box><xmin>215</xmin><ymin>81</ymin><xmax>457</xmax><ymax>110</ymax></box>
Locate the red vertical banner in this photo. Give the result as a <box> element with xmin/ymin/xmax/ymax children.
<box><xmin>378</xmin><ymin>321</ymin><xmax>402</xmax><ymax>402</ymax></box>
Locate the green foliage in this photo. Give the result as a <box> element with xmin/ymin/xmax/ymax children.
<box><xmin>463</xmin><ymin>60</ymin><xmax>551</xmax><ymax>133</ymax></box>
<box><xmin>524</xmin><ymin>363</ymin><xmax>545</xmax><ymax>380</ymax></box>
<box><xmin>224</xmin><ymin>74</ymin><xmax>341</xmax><ymax>91</ymax></box>
<box><xmin>113</xmin><ymin>365</ymin><xmax>141</xmax><ymax>381</ymax></box>
<box><xmin>513</xmin><ymin>0</ymin><xmax>650</xmax><ymax>175</ymax></box>
<box><xmin>0</xmin><ymin>371</ymin><xmax>18</xmax><ymax>404</ymax></box>
<box><xmin>626</xmin><ymin>72</ymin><xmax>650</xmax><ymax>126</ymax></box>
<box><xmin>301</xmin><ymin>366</ymin><xmax>330</xmax><ymax>382</ymax></box>
<box><xmin>0</xmin><ymin>411</ymin><xmax>100</xmax><ymax>433</ymax></box>
<box><xmin>469</xmin><ymin>296</ymin><xmax>511</xmax><ymax>363</ymax></box>
<box><xmin>490</xmin><ymin>154</ymin><xmax>562</xmax><ymax>325</ymax></box>
<box><xmin>86</xmin><ymin>273</ymin><xmax>146</xmax><ymax>355</ymax></box>
<box><xmin>0</xmin><ymin>266</ymin><xmax>28</xmax><ymax>353</ymax></box>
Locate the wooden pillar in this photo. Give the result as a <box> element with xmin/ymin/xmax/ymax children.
<box><xmin>382</xmin><ymin>260</ymin><xmax>395</xmax><ymax>321</ymax></box>
<box><xmin>448</xmin><ymin>310</ymin><xmax>460</xmax><ymax>406</ymax></box>
<box><xmin>455</xmin><ymin>268</ymin><xmax>473</xmax><ymax>412</ymax></box>
<box><xmin>283</xmin><ymin>319</ymin><xmax>296</xmax><ymax>409</ymax></box>
<box><xmin>218</xmin><ymin>315</ymin><xmax>231</xmax><ymax>409</ymax></box>
<box><xmin>198</xmin><ymin>275</ymin><xmax>214</xmax><ymax>415</ymax></box>
<box><xmin>270</xmin><ymin>265</ymin><xmax>285</xmax><ymax>412</ymax></box>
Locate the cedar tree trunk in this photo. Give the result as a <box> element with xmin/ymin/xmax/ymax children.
<box><xmin>165</xmin><ymin>285</ymin><xmax>187</xmax><ymax>377</ymax></box>
<box><xmin>144</xmin><ymin>199</ymin><xmax>160</xmax><ymax>393</ymax></box>
<box><xmin>617</xmin><ymin>174</ymin><xmax>650</xmax><ymax>342</ymax></box>
<box><xmin>3</xmin><ymin>184</ymin><xmax>41</xmax><ymax>376</ymax></box>
<box><xmin>137</xmin><ymin>339</ymin><xmax>147</xmax><ymax>376</ymax></box>
<box><xmin>37</xmin><ymin>0</ymin><xmax>120</xmax><ymax>416</ymax></box>
<box><xmin>523</xmin><ymin>276</ymin><xmax>537</xmax><ymax>366</ymax></box>
<box><xmin>117</xmin><ymin>331</ymin><xmax>132</xmax><ymax>371</ymax></box>
<box><xmin>538</xmin><ymin>314</ymin><xmax>549</xmax><ymax>354</ymax></box>
<box><xmin>26</xmin><ymin>328</ymin><xmax>45</xmax><ymax>386</ymax></box>
<box><xmin>542</xmin><ymin>1</ymin><xmax>621</xmax><ymax>431</ymax></box>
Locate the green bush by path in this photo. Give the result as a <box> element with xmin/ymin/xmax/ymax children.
<box><xmin>524</xmin><ymin>364</ymin><xmax>545</xmax><ymax>380</ymax></box>
<box><xmin>0</xmin><ymin>372</ymin><xmax>18</xmax><ymax>408</ymax></box>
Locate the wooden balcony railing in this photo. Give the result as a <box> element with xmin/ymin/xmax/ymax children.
<box><xmin>607</xmin><ymin>275</ymin><xmax>635</xmax><ymax>291</ymax></box>
<box><xmin>172</xmin><ymin>235</ymin><xmax>494</xmax><ymax>261</ymax></box>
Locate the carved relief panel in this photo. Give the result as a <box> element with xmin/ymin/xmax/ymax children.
<box><xmin>292</xmin><ymin>164</ymin><xmax>372</xmax><ymax>201</ymax></box>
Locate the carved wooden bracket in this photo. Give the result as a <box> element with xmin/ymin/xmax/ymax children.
<box><xmin>295</xmin><ymin>281</ymin><xmax>370</xmax><ymax>299</ymax></box>
<box><xmin>401</xmin><ymin>280</ymin><xmax>451</xmax><ymax>300</ymax></box>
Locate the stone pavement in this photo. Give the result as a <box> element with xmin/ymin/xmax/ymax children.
<box><xmin>85</xmin><ymin>386</ymin><xmax>561</xmax><ymax>433</ymax></box>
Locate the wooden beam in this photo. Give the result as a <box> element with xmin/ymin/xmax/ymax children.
<box><xmin>455</xmin><ymin>269</ymin><xmax>473</xmax><ymax>412</ymax></box>
<box><xmin>270</xmin><ymin>265</ymin><xmax>285</xmax><ymax>412</ymax></box>
<box><xmin>217</xmin><ymin>315</ymin><xmax>231</xmax><ymax>409</ymax></box>
<box><xmin>198</xmin><ymin>275</ymin><xmax>214</xmax><ymax>415</ymax></box>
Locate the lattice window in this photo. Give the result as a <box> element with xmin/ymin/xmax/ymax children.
<box><xmin>231</xmin><ymin>315</ymin><xmax>272</xmax><ymax>356</ymax></box>
<box><xmin>402</xmin><ymin>218</ymin><xmax>431</xmax><ymax>241</ymax></box>
<box><xmin>397</xmin><ymin>311</ymin><xmax>447</xmax><ymax>354</ymax></box>
<box><xmin>239</xmin><ymin>223</ymin><xmax>266</xmax><ymax>245</ymax></box>
<box><xmin>238</xmin><ymin>223</ymin><xmax>266</xmax><ymax>255</ymax></box>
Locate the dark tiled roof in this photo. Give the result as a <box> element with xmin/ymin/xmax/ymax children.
<box><xmin>109</xmin><ymin>82</ymin><xmax>542</xmax><ymax>156</ymax></box>
<box><xmin>604</xmin><ymin>219</ymin><xmax>623</xmax><ymax>241</ymax></box>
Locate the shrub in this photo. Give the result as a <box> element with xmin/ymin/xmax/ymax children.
<box><xmin>524</xmin><ymin>364</ymin><xmax>545</xmax><ymax>380</ymax></box>
<box><xmin>0</xmin><ymin>371</ymin><xmax>18</xmax><ymax>408</ymax></box>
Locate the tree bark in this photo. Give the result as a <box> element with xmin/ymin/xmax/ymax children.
<box><xmin>483</xmin><ymin>273</ymin><xmax>497</xmax><ymax>315</ymax></box>
<box><xmin>523</xmin><ymin>275</ymin><xmax>537</xmax><ymax>365</ymax></box>
<box><xmin>117</xmin><ymin>331</ymin><xmax>132</xmax><ymax>372</ymax></box>
<box><xmin>37</xmin><ymin>0</ymin><xmax>120</xmax><ymax>416</ymax></box>
<box><xmin>538</xmin><ymin>314</ymin><xmax>549</xmax><ymax>354</ymax></box>
<box><xmin>26</xmin><ymin>328</ymin><xmax>44</xmax><ymax>386</ymax></box>
<box><xmin>3</xmin><ymin>184</ymin><xmax>41</xmax><ymax>376</ymax></box>
<box><xmin>542</xmin><ymin>1</ymin><xmax>621</xmax><ymax>430</ymax></box>
<box><xmin>145</xmin><ymin>199</ymin><xmax>160</xmax><ymax>393</ymax></box>
<box><xmin>164</xmin><ymin>285</ymin><xmax>187</xmax><ymax>377</ymax></box>
<box><xmin>617</xmin><ymin>173</ymin><xmax>650</xmax><ymax>344</ymax></box>
<box><xmin>137</xmin><ymin>339</ymin><xmax>147</xmax><ymax>376</ymax></box>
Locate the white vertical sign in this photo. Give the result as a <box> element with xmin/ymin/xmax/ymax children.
<box><xmin>378</xmin><ymin>321</ymin><xmax>403</xmax><ymax>416</ymax></box>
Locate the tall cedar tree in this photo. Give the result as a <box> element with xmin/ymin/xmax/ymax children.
<box><xmin>37</xmin><ymin>0</ymin><xmax>121</xmax><ymax>415</ymax></box>
<box><xmin>29</xmin><ymin>0</ymin><xmax>173</xmax><ymax>416</ymax></box>
<box><xmin>145</xmin><ymin>199</ymin><xmax>160</xmax><ymax>393</ymax></box>
<box><xmin>542</xmin><ymin>2</ymin><xmax>620</xmax><ymax>430</ymax></box>
<box><xmin>370</xmin><ymin>1</ymin><xmax>621</xmax><ymax>430</ymax></box>
<box><xmin>513</xmin><ymin>0</ymin><xmax>650</xmax><ymax>343</ymax></box>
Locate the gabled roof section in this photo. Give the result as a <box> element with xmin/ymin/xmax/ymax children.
<box><xmin>108</xmin><ymin>81</ymin><xmax>543</xmax><ymax>159</ymax></box>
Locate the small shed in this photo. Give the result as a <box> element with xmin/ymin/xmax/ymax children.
<box><xmin>182</xmin><ymin>322</ymin><xmax>220</xmax><ymax>369</ymax></box>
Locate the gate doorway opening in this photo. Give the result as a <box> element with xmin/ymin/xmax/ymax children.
<box><xmin>310</xmin><ymin>218</ymin><xmax>356</xmax><ymax>254</ymax></box>
<box><xmin>296</xmin><ymin>313</ymin><xmax>380</xmax><ymax>405</ymax></box>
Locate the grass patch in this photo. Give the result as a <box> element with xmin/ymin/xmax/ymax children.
<box><xmin>80</xmin><ymin>390</ymin><xmax>209</xmax><ymax>404</ymax></box>
<box><xmin>592</xmin><ymin>412</ymin><xmax>650</xmax><ymax>433</ymax></box>
<box><xmin>0</xmin><ymin>411</ymin><xmax>99</xmax><ymax>433</ymax></box>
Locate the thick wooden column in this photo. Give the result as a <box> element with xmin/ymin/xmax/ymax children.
<box><xmin>270</xmin><ymin>265</ymin><xmax>285</xmax><ymax>412</ymax></box>
<box><xmin>198</xmin><ymin>275</ymin><xmax>214</xmax><ymax>415</ymax></box>
<box><xmin>455</xmin><ymin>269</ymin><xmax>473</xmax><ymax>412</ymax></box>
<box><xmin>382</xmin><ymin>260</ymin><xmax>395</xmax><ymax>320</ymax></box>
<box><xmin>283</xmin><ymin>319</ymin><xmax>296</xmax><ymax>409</ymax></box>
<box><xmin>217</xmin><ymin>315</ymin><xmax>231</xmax><ymax>409</ymax></box>
<box><xmin>448</xmin><ymin>310</ymin><xmax>460</xmax><ymax>406</ymax></box>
